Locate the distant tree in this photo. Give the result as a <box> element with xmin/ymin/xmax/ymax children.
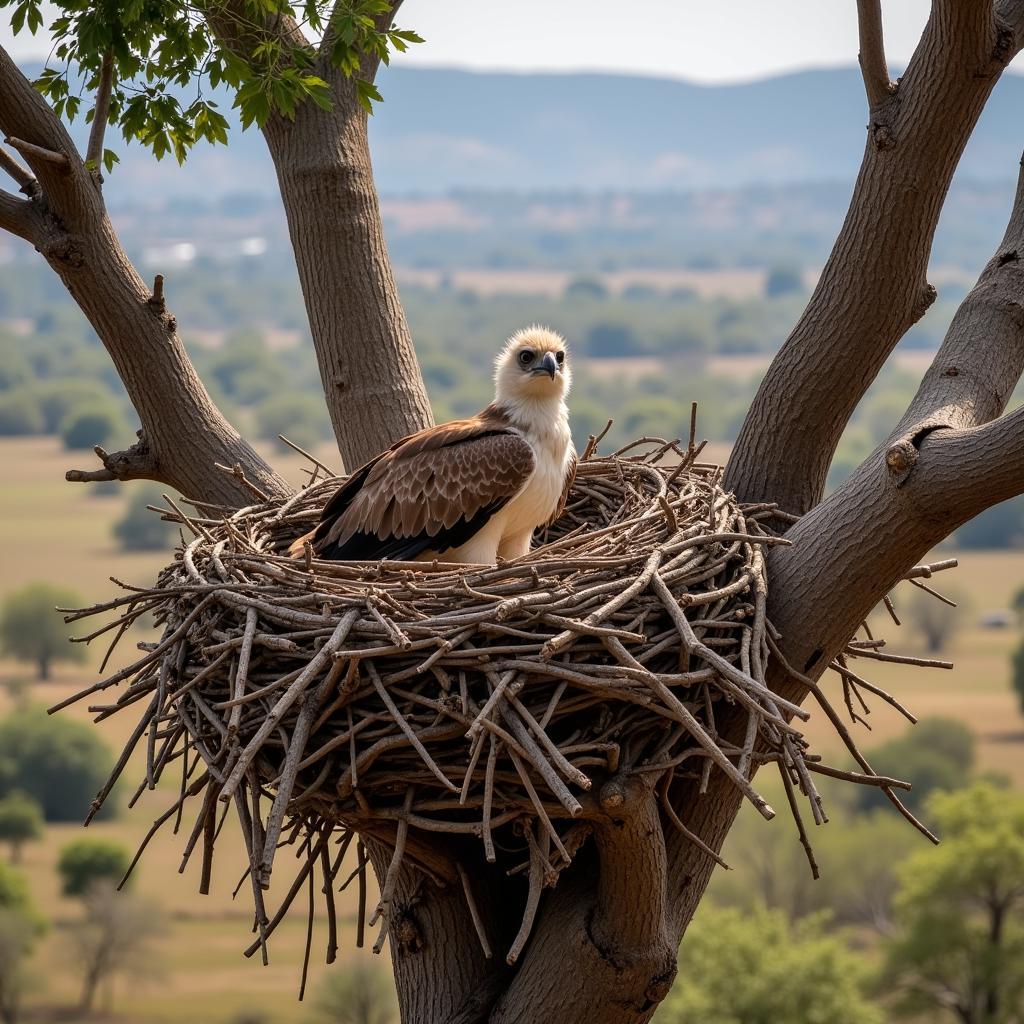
<box><xmin>59</xmin><ymin>404</ymin><xmax>128</xmax><ymax>451</ymax></box>
<box><xmin>0</xmin><ymin>795</ymin><xmax>43</xmax><ymax>865</ymax></box>
<box><xmin>33</xmin><ymin>378</ymin><xmax>118</xmax><ymax>433</ymax></box>
<box><xmin>1014</xmin><ymin>584</ymin><xmax>1024</xmax><ymax>625</ymax></box>
<box><xmin>956</xmin><ymin>495</ymin><xmax>1024</xmax><ymax>549</ymax></box>
<box><xmin>1012</xmin><ymin>636</ymin><xmax>1024</xmax><ymax>717</ymax></box>
<box><xmin>905</xmin><ymin>585</ymin><xmax>968</xmax><ymax>653</ymax></box>
<box><xmin>58</xmin><ymin>839</ymin><xmax>131</xmax><ymax>898</ymax></box>
<box><xmin>564</xmin><ymin>276</ymin><xmax>609</xmax><ymax>300</ymax></box>
<box><xmin>0</xmin><ymin>392</ymin><xmax>44</xmax><ymax>437</ymax></box>
<box><xmin>585</xmin><ymin>322</ymin><xmax>641</xmax><ymax>357</ymax></box>
<box><xmin>883</xmin><ymin>784</ymin><xmax>1024</xmax><ymax>1024</ymax></box>
<box><xmin>113</xmin><ymin>484</ymin><xmax>175</xmax><ymax>552</ymax></box>
<box><xmin>313</xmin><ymin>961</ymin><xmax>398</xmax><ymax>1024</ymax></box>
<box><xmin>0</xmin><ymin>862</ymin><xmax>45</xmax><ymax>1024</ymax></box>
<box><xmin>258</xmin><ymin>393</ymin><xmax>333</xmax><ymax>453</ymax></box>
<box><xmin>68</xmin><ymin>883</ymin><xmax>160</xmax><ymax>1014</ymax></box>
<box><xmin>852</xmin><ymin>717</ymin><xmax>975</xmax><ymax>815</ymax></box>
<box><xmin>764</xmin><ymin>264</ymin><xmax>805</xmax><ymax>298</ymax></box>
<box><xmin>0</xmin><ymin>707</ymin><xmax>114</xmax><ymax>821</ymax></box>
<box><xmin>654</xmin><ymin>905</ymin><xmax>882</xmax><ymax>1024</ymax></box>
<box><xmin>0</xmin><ymin>581</ymin><xmax>88</xmax><ymax>680</ymax></box>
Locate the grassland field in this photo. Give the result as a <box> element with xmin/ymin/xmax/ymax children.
<box><xmin>1</xmin><ymin>435</ymin><xmax>1022</xmax><ymax>1022</ymax></box>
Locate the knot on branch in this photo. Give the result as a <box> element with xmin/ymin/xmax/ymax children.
<box><xmin>885</xmin><ymin>438</ymin><xmax>917</xmax><ymax>485</ymax></box>
<box><xmin>912</xmin><ymin>282</ymin><xmax>938</xmax><ymax>322</ymax></box>
<box><xmin>65</xmin><ymin>430</ymin><xmax>156</xmax><ymax>484</ymax></box>
<box><xmin>871</xmin><ymin>122</ymin><xmax>897</xmax><ymax>151</ymax></box>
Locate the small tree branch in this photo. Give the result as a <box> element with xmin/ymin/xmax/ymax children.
<box><xmin>857</xmin><ymin>0</ymin><xmax>894</xmax><ymax>109</ymax></box>
<box><xmin>85</xmin><ymin>50</ymin><xmax>115</xmax><ymax>173</ymax></box>
<box><xmin>0</xmin><ymin>188</ymin><xmax>35</xmax><ymax>241</ymax></box>
<box><xmin>66</xmin><ymin>436</ymin><xmax>158</xmax><ymax>485</ymax></box>
<box><xmin>0</xmin><ymin>145</ymin><xmax>35</xmax><ymax>193</ymax></box>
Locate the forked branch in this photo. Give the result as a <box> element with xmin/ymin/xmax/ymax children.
<box><xmin>857</xmin><ymin>0</ymin><xmax>894</xmax><ymax>109</ymax></box>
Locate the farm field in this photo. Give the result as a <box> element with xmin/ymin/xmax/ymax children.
<box><xmin>0</xmin><ymin>435</ymin><xmax>1022</xmax><ymax>1021</ymax></box>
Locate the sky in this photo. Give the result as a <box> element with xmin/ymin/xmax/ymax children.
<box><xmin>0</xmin><ymin>0</ymin><xmax>985</xmax><ymax>84</ymax></box>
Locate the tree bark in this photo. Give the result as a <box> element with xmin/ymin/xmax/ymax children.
<box><xmin>205</xmin><ymin>1</ymin><xmax>434</xmax><ymax>470</ymax></box>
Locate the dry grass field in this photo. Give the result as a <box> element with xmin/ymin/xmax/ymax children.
<box><xmin>1</xmin><ymin>435</ymin><xmax>1022</xmax><ymax>1022</ymax></box>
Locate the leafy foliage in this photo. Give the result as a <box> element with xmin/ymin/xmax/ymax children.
<box><xmin>0</xmin><ymin>793</ymin><xmax>44</xmax><ymax>863</ymax></box>
<box><xmin>312</xmin><ymin>961</ymin><xmax>398</xmax><ymax>1024</ymax></box>
<box><xmin>882</xmin><ymin>784</ymin><xmax>1024</xmax><ymax>1023</ymax></box>
<box><xmin>654</xmin><ymin>905</ymin><xmax>883</xmax><ymax>1024</ymax></box>
<box><xmin>0</xmin><ymin>862</ymin><xmax>45</xmax><ymax>1024</ymax></box>
<box><xmin>58</xmin><ymin>403</ymin><xmax>129</xmax><ymax>451</ymax></box>
<box><xmin>0</xmin><ymin>582</ymin><xmax>88</xmax><ymax>679</ymax></box>
<box><xmin>58</xmin><ymin>838</ymin><xmax>131</xmax><ymax>897</ymax></box>
<box><xmin>0</xmin><ymin>706</ymin><xmax>114</xmax><ymax>821</ymax></box>
<box><xmin>2</xmin><ymin>0</ymin><xmax>422</xmax><ymax>166</ymax></box>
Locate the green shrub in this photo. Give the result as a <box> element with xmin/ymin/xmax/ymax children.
<box><xmin>0</xmin><ymin>706</ymin><xmax>114</xmax><ymax>821</ymax></box>
<box><xmin>113</xmin><ymin>485</ymin><xmax>175</xmax><ymax>552</ymax></box>
<box><xmin>59</xmin><ymin>404</ymin><xmax>128</xmax><ymax>451</ymax></box>
<box><xmin>0</xmin><ymin>582</ymin><xmax>88</xmax><ymax>680</ymax></box>
<box><xmin>0</xmin><ymin>391</ymin><xmax>44</xmax><ymax>436</ymax></box>
<box><xmin>58</xmin><ymin>839</ymin><xmax>131</xmax><ymax>897</ymax></box>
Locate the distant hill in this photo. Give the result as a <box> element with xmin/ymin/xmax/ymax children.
<box><xmin>18</xmin><ymin>64</ymin><xmax>1024</xmax><ymax>200</ymax></box>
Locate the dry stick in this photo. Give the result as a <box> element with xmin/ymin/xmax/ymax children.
<box><xmin>233</xmin><ymin>790</ymin><xmax>269</xmax><ymax>965</ymax></box>
<box><xmin>508</xmin><ymin>691</ymin><xmax>592</xmax><ymax>790</ymax></box>
<box><xmin>221</xmin><ymin>612</ymin><xmax>359</xmax><ymax>800</ymax></box>
<box><xmin>659</xmin><ymin>779</ymin><xmax>728</xmax><ymax>869</ymax></box>
<box><xmin>5</xmin><ymin>135</ymin><xmax>70</xmax><ymax>168</ymax></box>
<box><xmin>85</xmin><ymin>693</ymin><xmax>159</xmax><ymax>825</ymax></box>
<box><xmin>259</xmin><ymin>609</ymin><xmax>361</xmax><ymax>886</ymax></box>
<box><xmin>506</xmin><ymin>825</ymin><xmax>544</xmax><ymax>965</ymax></box>
<box><xmin>804</xmin><ymin>761</ymin><xmax>912</xmax><ymax>791</ymax></box>
<box><xmin>372</xmin><ymin>788</ymin><xmax>414</xmax><ymax>928</ymax></box>
<box><xmin>831</xmin><ymin>660</ymin><xmax>918</xmax><ymax>724</ymax></box>
<box><xmin>457</xmin><ymin>862</ymin><xmax>493</xmax><ymax>958</ymax></box>
<box><xmin>319</xmin><ymin>831</ymin><xmax>339</xmax><ymax>965</ymax></box>
<box><xmin>299</xmin><ymin>848</ymin><xmax>315</xmax><ymax>1002</ymax></box>
<box><xmin>848</xmin><ymin>647</ymin><xmax>953</xmax><ymax>670</ymax></box>
<box><xmin>365</xmin><ymin>661</ymin><xmax>458</xmax><ymax>793</ymax></box>
<box><xmin>766</xmin><ymin>635</ymin><xmax>937</xmax><ymax>844</ymax></box>
<box><xmin>482</xmin><ymin>734</ymin><xmax>500</xmax><ymax>863</ymax></box>
<box><xmin>778</xmin><ymin>759</ymin><xmax>820</xmax><ymax>880</ymax></box>
<box><xmin>229</xmin><ymin>607</ymin><xmax>258</xmax><ymax>736</ymax></box>
<box><xmin>356</xmin><ymin>841</ymin><xmax>367</xmax><ymax>949</ymax></box>
<box><xmin>465</xmin><ymin>669</ymin><xmax>517</xmax><ymax>739</ymax></box>
<box><xmin>604</xmin><ymin>636</ymin><xmax>775</xmax><ymax>821</ymax></box>
<box><xmin>507</xmin><ymin>748</ymin><xmax>570</xmax><ymax>861</ymax></box>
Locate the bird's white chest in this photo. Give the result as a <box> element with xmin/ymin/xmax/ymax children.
<box><xmin>506</xmin><ymin>437</ymin><xmax>569</xmax><ymax>528</ymax></box>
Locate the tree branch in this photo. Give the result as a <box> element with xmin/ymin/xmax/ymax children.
<box><xmin>0</xmin><ymin>187</ymin><xmax>35</xmax><ymax>241</ymax></box>
<box><xmin>0</xmin><ymin>144</ymin><xmax>36</xmax><ymax>193</ymax></box>
<box><xmin>65</xmin><ymin>435</ymin><xmax>158</xmax><ymax>485</ymax></box>
<box><xmin>857</xmin><ymin>0</ymin><xmax>894</xmax><ymax>110</ymax></box>
<box><xmin>725</xmin><ymin>0</ymin><xmax>1016</xmax><ymax>513</ymax></box>
<box><xmin>85</xmin><ymin>50</ymin><xmax>114</xmax><ymax>173</ymax></box>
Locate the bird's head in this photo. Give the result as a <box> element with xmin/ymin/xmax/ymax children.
<box><xmin>494</xmin><ymin>326</ymin><xmax>571</xmax><ymax>406</ymax></box>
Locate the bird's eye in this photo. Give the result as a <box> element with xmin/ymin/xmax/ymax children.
<box><xmin>518</xmin><ymin>350</ymin><xmax>535</xmax><ymax>366</ymax></box>
<box><xmin>555</xmin><ymin>351</ymin><xmax>565</xmax><ymax>365</ymax></box>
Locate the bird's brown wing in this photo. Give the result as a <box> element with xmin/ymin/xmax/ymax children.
<box><xmin>312</xmin><ymin>419</ymin><xmax>535</xmax><ymax>560</ymax></box>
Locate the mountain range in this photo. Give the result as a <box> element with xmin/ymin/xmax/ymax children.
<box><xmin>20</xmin><ymin>64</ymin><xmax>1024</xmax><ymax>202</ymax></box>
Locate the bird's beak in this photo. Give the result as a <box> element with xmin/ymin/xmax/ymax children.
<box><xmin>531</xmin><ymin>352</ymin><xmax>558</xmax><ymax>379</ymax></box>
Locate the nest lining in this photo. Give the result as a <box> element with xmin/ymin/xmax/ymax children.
<box><xmin>59</xmin><ymin>437</ymin><xmax>949</xmax><ymax>970</ymax></box>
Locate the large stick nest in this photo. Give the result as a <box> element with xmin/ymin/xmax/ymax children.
<box><xmin>60</xmin><ymin>437</ymin><xmax>950</xmax><ymax>970</ymax></box>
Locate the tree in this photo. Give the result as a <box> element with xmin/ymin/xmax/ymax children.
<box><xmin>59</xmin><ymin>402</ymin><xmax>128</xmax><ymax>451</ymax></box>
<box><xmin>764</xmin><ymin>264</ymin><xmax>805</xmax><ymax>298</ymax></box>
<box><xmin>0</xmin><ymin>794</ymin><xmax>43</xmax><ymax>865</ymax></box>
<box><xmin>905</xmin><ymin>584</ymin><xmax>968</xmax><ymax>652</ymax></box>
<box><xmin>6</xmin><ymin>1</ymin><xmax>1024</xmax><ymax>1020</ymax></box>
<box><xmin>0</xmin><ymin>707</ymin><xmax>114</xmax><ymax>821</ymax></box>
<box><xmin>113</xmin><ymin>483</ymin><xmax>175</xmax><ymax>552</ymax></box>
<box><xmin>882</xmin><ymin>784</ymin><xmax>1024</xmax><ymax>1024</ymax></box>
<box><xmin>653</xmin><ymin>905</ymin><xmax>882</xmax><ymax>1024</ymax></box>
<box><xmin>58</xmin><ymin>839</ymin><xmax>131</xmax><ymax>898</ymax></box>
<box><xmin>0</xmin><ymin>863</ymin><xmax>46</xmax><ymax>1024</ymax></box>
<box><xmin>0</xmin><ymin>392</ymin><xmax>44</xmax><ymax>436</ymax></box>
<box><xmin>0</xmin><ymin>581</ymin><xmax>88</xmax><ymax>680</ymax></box>
<box><xmin>1013</xmin><ymin>635</ymin><xmax>1024</xmax><ymax>715</ymax></box>
<box><xmin>313</xmin><ymin>962</ymin><xmax>398</xmax><ymax>1024</ymax></box>
<box><xmin>68</xmin><ymin>883</ymin><xmax>161</xmax><ymax>1013</ymax></box>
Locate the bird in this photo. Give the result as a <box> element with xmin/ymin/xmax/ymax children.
<box><xmin>293</xmin><ymin>326</ymin><xmax>576</xmax><ymax>565</ymax></box>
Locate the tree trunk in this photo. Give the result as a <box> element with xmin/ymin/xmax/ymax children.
<box><xmin>260</xmin><ymin>66</ymin><xmax>434</xmax><ymax>471</ymax></box>
<box><xmin>37</xmin><ymin>654</ymin><xmax>49</xmax><ymax>682</ymax></box>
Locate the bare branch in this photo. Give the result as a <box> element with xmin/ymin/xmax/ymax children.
<box><xmin>85</xmin><ymin>50</ymin><xmax>115</xmax><ymax>173</ymax></box>
<box><xmin>857</xmin><ymin>0</ymin><xmax>894</xmax><ymax>109</ymax></box>
<box><xmin>0</xmin><ymin>145</ymin><xmax>35</xmax><ymax>193</ymax></box>
<box><xmin>0</xmin><ymin>188</ymin><xmax>34</xmax><ymax>241</ymax></box>
<box><xmin>66</xmin><ymin>436</ymin><xmax>158</xmax><ymax>485</ymax></box>
<box><xmin>4</xmin><ymin>135</ymin><xmax>69</xmax><ymax>170</ymax></box>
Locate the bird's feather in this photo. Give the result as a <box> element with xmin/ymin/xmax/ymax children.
<box><xmin>311</xmin><ymin>409</ymin><xmax>536</xmax><ymax>561</ymax></box>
